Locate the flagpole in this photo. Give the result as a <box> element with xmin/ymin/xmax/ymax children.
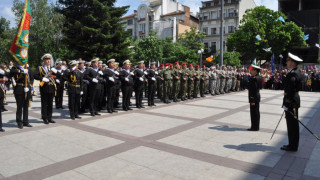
<box><xmin>25</xmin><ymin>63</ymin><xmax>28</xmax><ymax>100</ymax></box>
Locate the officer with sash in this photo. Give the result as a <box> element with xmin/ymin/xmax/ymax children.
<box><xmin>10</xmin><ymin>63</ymin><xmax>34</xmax><ymax>129</ymax></box>
<box><xmin>34</xmin><ymin>53</ymin><xmax>60</xmax><ymax>124</ymax></box>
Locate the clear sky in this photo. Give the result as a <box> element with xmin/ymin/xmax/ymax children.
<box><xmin>0</xmin><ymin>0</ymin><xmax>278</xmax><ymax>28</ymax></box>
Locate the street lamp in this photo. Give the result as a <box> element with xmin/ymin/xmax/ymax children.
<box><xmin>198</xmin><ymin>49</ymin><xmax>204</xmax><ymax>67</ymax></box>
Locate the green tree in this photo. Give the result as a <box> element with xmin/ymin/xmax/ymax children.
<box><xmin>12</xmin><ymin>0</ymin><xmax>66</xmax><ymax>66</ymax></box>
<box><xmin>227</xmin><ymin>6</ymin><xmax>307</xmax><ymax>64</ymax></box>
<box><xmin>58</xmin><ymin>0</ymin><xmax>130</xmax><ymax>62</ymax></box>
<box><xmin>132</xmin><ymin>31</ymin><xmax>163</xmax><ymax>64</ymax></box>
<box><xmin>216</xmin><ymin>51</ymin><xmax>241</xmax><ymax>66</ymax></box>
<box><xmin>0</xmin><ymin>17</ymin><xmax>15</xmax><ymax>64</ymax></box>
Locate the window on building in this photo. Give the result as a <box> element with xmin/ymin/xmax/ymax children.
<box><xmin>211</xmin><ymin>42</ymin><xmax>217</xmax><ymax>53</ymax></box>
<box><xmin>127</xmin><ymin>19</ymin><xmax>133</xmax><ymax>25</ymax></box>
<box><xmin>228</xmin><ymin>26</ymin><xmax>235</xmax><ymax>33</ymax></box>
<box><xmin>203</xmin><ymin>27</ymin><xmax>208</xmax><ymax>35</ymax></box>
<box><xmin>206</xmin><ymin>3</ymin><xmax>211</xmax><ymax>7</ymax></box>
<box><xmin>228</xmin><ymin>8</ymin><xmax>235</xmax><ymax>17</ymax></box>
<box><xmin>211</xmin><ymin>11</ymin><xmax>217</xmax><ymax>19</ymax></box>
<box><xmin>211</xmin><ymin>28</ymin><xmax>217</xmax><ymax>35</ymax></box>
<box><xmin>204</xmin><ymin>43</ymin><xmax>209</xmax><ymax>49</ymax></box>
<box><xmin>224</xmin><ymin>0</ymin><xmax>229</xmax><ymax>4</ymax></box>
<box><xmin>139</xmin><ymin>23</ymin><xmax>146</xmax><ymax>33</ymax></box>
<box><xmin>203</xmin><ymin>12</ymin><xmax>209</xmax><ymax>20</ymax></box>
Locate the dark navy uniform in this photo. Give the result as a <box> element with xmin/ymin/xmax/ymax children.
<box><xmin>64</xmin><ymin>68</ymin><xmax>82</xmax><ymax>119</ymax></box>
<box><xmin>119</xmin><ymin>69</ymin><xmax>134</xmax><ymax>111</ymax></box>
<box><xmin>10</xmin><ymin>66</ymin><xmax>34</xmax><ymax>128</ymax></box>
<box><xmin>84</xmin><ymin>67</ymin><xmax>103</xmax><ymax>116</ymax></box>
<box><xmin>34</xmin><ymin>66</ymin><xmax>60</xmax><ymax>124</ymax></box>
<box><xmin>146</xmin><ymin>69</ymin><xmax>157</xmax><ymax>106</ymax></box>
<box><xmin>248</xmin><ymin>74</ymin><xmax>262</xmax><ymax>131</ymax></box>
<box><xmin>55</xmin><ymin>68</ymin><xmax>65</xmax><ymax>109</ymax></box>
<box><xmin>103</xmin><ymin>68</ymin><xmax>119</xmax><ymax>113</ymax></box>
<box><xmin>134</xmin><ymin>69</ymin><xmax>146</xmax><ymax>108</ymax></box>
<box><xmin>79</xmin><ymin>67</ymin><xmax>88</xmax><ymax>113</ymax></box>
<box><xmin>283</xmin><ymin>67</ymin><xmax>302</xmax><ymax>151</ymax></box>
<box><xmin>0</xmin><ymin>70</ymin><xmax>10</xmax><ymax>131</ymax></box>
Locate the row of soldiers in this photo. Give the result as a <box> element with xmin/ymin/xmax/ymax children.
<box><xmin>0</xmin><ymin>53</ymin><xmax>247</xmax><ymax>131</ymax></box>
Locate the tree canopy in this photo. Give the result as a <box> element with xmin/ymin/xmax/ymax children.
<box><xmin>227</xmin><ymin>6</ymin><xmax>307</xmax><ymax>64</ymax></box>
<box><xmin>58</xmin><ymin>0</ymin><xmax>130</xmax><ymax>62</ymax></box>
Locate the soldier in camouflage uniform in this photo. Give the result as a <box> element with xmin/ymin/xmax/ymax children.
<box><xmin>210</xmin><ymin>66</ymin><xmax>217</xmax><ymax>96</ymax></box>
<box><xmin>157</xmin><ymin>64</ymin><xmax>164</xmax><ymax>101</ymax></box>
<box><xmin>180</xmin><ymin>62</ymin><xmax>188</xmax><ymax>101</ymax></box>
<box><xmin>225</xmin><ymin>66</ymin><xmax>232</xmax><ymax>93</ymax></box>
<box><xmin>231</xmin><ymin>67</ymin><xmax>237</xmax><ymax>91</ymax></box>
<box><xmin>205</xmin><ymin>67</ymin><xmax>210</xmax><ymax>94</ymax></box>
<box><xmin>215</xmin><ymin>65</ymin><xmax>221</xmax><ymax>95</ymax></box>
<box><xmin>187</xmin><ymin>64</ymin><xmax>195</xmax><ymax>99</ymax></box>
<box><xmin>193</xmin><ymin>65</ymin><xmax>201</xmax><ymax>98</ymax></box>
<box><xmin>161</xmin><ymin>63</ymin><xmax>173</xmax><ymax>103</ymax></box>
<box><xmin>220</xmin><ymin>65</ymin><xmax>226</xmax><ymax>94</ymax></box>
<box><xmin>200</xmin><ymin>65</ymin><xmax>208</xmax><ymax>97</ymax></box>
<box><xmin>168</xmin><ymin>64</ymin><xmax>174</xmax><ymax>100</ymax></box>
<box><xmin>172</xmin><ymin>62</ymin><xmax>181</xmax><ymax>102</ymax></box>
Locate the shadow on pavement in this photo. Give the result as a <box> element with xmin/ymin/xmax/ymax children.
<box><xmin>208</xmin><ymin>125</ymin><xmax>246</xmax><ymax>132</ymax></box>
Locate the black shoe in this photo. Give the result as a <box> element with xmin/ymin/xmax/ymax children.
<box><xmin>48</xmin><ymin>119</ymin><xmax>56</xmax><ymax>123</ymax></box>
<box><xmin>0</xmin><ymin>128</ymin><xmax>4</xmax><ymax>132</ymax></box>
<box><xmin>44</xmin><ymin>119</ymin><xmax>49</xmax><ymax>124</ymax></box>
<box><xmin>75</xmin><ymin>115</ymin><xmax>81</xmax><ymax>119</ymax></box>
<box><xmin>152</xmin><ymin>104</ymin><xmax>156</xmax><ymax>106</ymax></box>
<box><xmin>280</xmin><ymin>146</ymin><xmax>297</xmax><ymax>152</ymax></box>
<box><xmin>56</xmin><ymin>107</ymin><xmax>61</xmax><ymax>109</ymax></box>
<box><xmin>71</xmin><ymin>117</ymin><xmax>75</xmax><ymax>120</ymax></box>
<box><xmin>247</xmin><ymin>128</ymin><xmax>258</xmax><ymax>131</ymax></box>
<box><xmin>127</xmin><ymin>108</ymin><xmax>133</xmax><ymax>110</ymax></box>
<box><xmin>112</xmin><ymin>110</ymin><xmax>118</xmax><ymax>113</ymax></box>
<box><xmin>61</xmin><ymin>107</ymin><xmax>65</xmax><ymax>109</ymax></box>
<box><xmin>23</xmin><ymin>123</ymin><xmax>33</xmax><ymax>127</ymax></box>
<box><xmin>90</xmin><ymin>112</ymin><xmax>95</xmax><ymax>116</ymax></box>
<box><xmin>18</xmin><ymin>123</ymin><xmax>23</xmax><ymax>129</ymax></box>
<box><xmin>108</xmin><ymin>110</ymin><xmax>113</xmax><ymax>113</ymax></box>
<box><xmin>2</xmin><ymin>108</ymin><xmax>8</xmax><ymax>111</ymax></box>
<box><xmin>123</xmin><ymin>108</ymin><xmax>128</xmax><ymax>111</ymax></box>
<box><xmin>95</xmin><ymin>113</ymin><xmax>101</xmax><ymax>116</ymax></box>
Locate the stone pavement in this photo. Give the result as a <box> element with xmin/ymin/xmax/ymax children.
<box><xmin>0</xmin><ymin>89</ymin><xmax>320</xmax><ymax>180</ymax></box>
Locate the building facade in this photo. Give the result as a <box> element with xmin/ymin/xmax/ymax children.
<box><xmin>199</xmin><ymin>0</ymin><xmax>256</xmax><ymax>55</ymax></box>
<box><xmin>279</xmin><ymin>0</ymin><xmax>320</xmax><ymax>63</ymax></box>
<box><xmin>121</xmin><ymin>0</ymin><xmax>199</xmax><ymax>40</ymax></box>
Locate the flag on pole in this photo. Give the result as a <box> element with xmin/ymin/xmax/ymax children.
<box><xmin>248</xmin><ymin>59</ymin><xmax>256</xmax><ymax>71</ymax></box>
<box><xmin>271</xmin><ymin>54</ymin><xmax>275</xmax><ymax>74</ymax></box>
<box><xmin>9</xmin><ymin>0</ymin><xmax>31</xmax><ymax>66</ymax></box>
<box><xmin>278</xmin><ymin>16</ymin><xmax>285</xmax><ymax>23</ymax></box>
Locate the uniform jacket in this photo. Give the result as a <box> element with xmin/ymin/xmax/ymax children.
<box><xmin>283</xmin><ymin>68</ymin><xmax>301</xmax><ymax>108</ymax></box>
<box><xmin>33</xmin><ymin>66</ymin><xmax>60</xmax><ymax>94</ymax></box>
<box><xmin>10</xmin><ymin>66</ymin><xmax>34</xmax><ymax>95</ymax></box>
<box><xmin>119</xmin><ymin>69</ymin><xmax>134</xmax><ymax>87</ymax></box>
<box><xmin>64</xmin><ymin>69</ymin><xmax>82</xmax><ymax>94</ymax></box>
<box><xmin>84</xmin><ymin>67</ymin><xmax>103</xmax><ymax>90</ymax></box>
<box><xmin>248</xmin><ymin>75</ymin><xmax>262</xmax><ymax>103</ymax></box>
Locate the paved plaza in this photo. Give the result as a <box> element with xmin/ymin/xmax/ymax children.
<box><xmin>1</xmin><ymin>89</ymin><xmax>320</xmax><ymax>180</ymax></box>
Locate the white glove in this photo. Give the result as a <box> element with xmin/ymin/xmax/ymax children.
<box><xmin>139</xmin><ymin>77</ymin><xmax>144</xmax><ymax>81</ymax></box>
<box><xmin>155</xmin><ymin>71</ymin><xmax>159</xmax><ymax>75</ymax></box>
<box><xmin>130</xmin><ymin>72</ymin><xmax>134</xmax><ymax>76</ymax></box>
<box><xmin>51</xmin><ymin>68</ymin><xmax>57</xmax><ymax>74</ymax></box>
<box><xmin>42</xmin><ymin>77</ymin><xmax>49</xmax><ymax>82</ymax></box>
<box><xmin>72</xmin><ymin>66</ymin><xmax>77</xmax><ymax>71</ymax></box>
<box><xmin>92</xmin><ymin>78</ymin><xmax>99</xmax><ymax>83</ymax></box>
<box><xmin>56</xmin><ymin>79</ymin><xmax>60</xmax><ymax>84</ymax></box>
<box><xmin>24</xmin><ymin>88</ymin><xmax>29</xmax><ymax>92</ymax></box>
<box><xmin>98</xmin><ymin>71</ymin><xmax>103</xmax><ymax>75</ymax></box>
<box><xmin>109</xmin><ymin>77</ymin><xmax>115</xmax><ymax>82</ymax></box>
<box><xmin>23</xmin><ymin>69</ymin><xmax>28</xmax><ymax>74</ymax></box>
<box><xmin>282</xmin><ymin>106</ymin><xmax>288</xmax><ymax>111</ymax></box>
<box><xmin>114</xmin><ymin>71</ymin><xmax>119</xmax><ymax>75</ymax></box>
<box><xmin>80</xmin><ymin>91</ymin><xmax>83</xmax><ymax>95</ymax></box>
<box><xmin>152</xmin><ymin>77</ymin><xmax>156</xmax><ymax>81</ymax></box>
<box><xmin>0</xmin><ymin>69</ymin><xmax>5</xmax><ymax>75</ymax></box>
<box><xmin>125</xmin><ymin>77</ymin><xmax>129</xmax><ymax>82</ymax></box>
<box><xmin>144</xmin><ymin>71</ymin><xmax>148</xmax><ymax>75</ymax></box>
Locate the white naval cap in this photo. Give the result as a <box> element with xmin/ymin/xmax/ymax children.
<box><xmin>288</xmin><ymin>52</ymin><xmax>303</xmax><ymax>62</ymax></box>
<box><xmin>107</xmin><ymin>59</ymin><xmax>115</xmax><ymax>64</ymax></box>
<box><xmin>91</xmin><ymin>58</ymin><xmax>99</xmax><ymax>63</ymax></box>
<box><xmin>41</xmin><ymin>53</ymin><xmax>53</xmax><ymax>60</ymax></box>
<box><xmin>123</xmin><ymin>60</ymin><xmax>131</xmax><ymax>64</ymax></box>
<box><xmin>69</xmin><ymin>60</ymin><xmax>79</xmax><ymax>66</ymax></box>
